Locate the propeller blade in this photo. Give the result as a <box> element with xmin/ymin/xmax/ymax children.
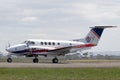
<box><xmin>8</xmin><ymin>43</ymin><xmax>10</xmax><ymax>47</ymax></box>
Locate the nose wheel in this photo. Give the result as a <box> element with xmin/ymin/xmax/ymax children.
<box><xmin>52</xmin><ymin>58</ymin><xmax>59</xmax><ymax>63</ymax></box>
<box><xmin>7</xmin><ymin>58</ymin><xmax>12</xmax><ymax>63</ymax></box>
<box><xmin>33</xmin><ymin>58</ymin><xmax>39</xmax><ymax>63</ymax></box>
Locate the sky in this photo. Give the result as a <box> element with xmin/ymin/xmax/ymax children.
<box><xmin>0</xmin><ymin>0</ymin><xmax>120</xmax><ymax>54</ymax></box>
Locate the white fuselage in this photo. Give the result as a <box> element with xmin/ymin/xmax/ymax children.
<box><xmin>6</xmin><ymin>39</ymin><xmax>95</xmax><ymax>56</ymax></box>
<box><xmin>5</xmin><ymin>26</ymin><xmax>115</xmax><ymax>63</ymax></box>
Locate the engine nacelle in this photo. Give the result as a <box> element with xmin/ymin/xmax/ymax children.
<box><xmin>25</xmin><ymin>54</ymin><xmax>38</xmax><ymax>57</ymax></box>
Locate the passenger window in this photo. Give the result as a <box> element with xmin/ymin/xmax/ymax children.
<box><xmin>48</xmin><ymin>42</ymin><xmax>51</xmax><ymax>45</ymax></box>
<box><xmin>41</xmin><ymin>42</ymin><xmax>43</xmax><ymax>45</ymax></box>
<box><xmin>45</xmin><ymin>42</ymin><xmax>47</xmax><ymax>45</ymax></box>
<box><xmin>58</xmin><ymin>43</ymin><xmax>60</xmax><ymax>45</ymax></box>
<box><xmin>52</xmin><ymin>42</ymin><xmax>55</xmax><ymax>45</ymax></box>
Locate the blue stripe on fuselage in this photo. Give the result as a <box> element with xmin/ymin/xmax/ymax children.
<box><xmin>12</xmin><ymin>50</ymin><xmax>28</xmax><ymax>54</ymax></box>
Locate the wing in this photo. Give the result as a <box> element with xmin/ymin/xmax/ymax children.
<box><xmin>28</xmin><ymin>46</ymin><xmax>73</xmax><ymax>56</ymax></box>
<box><xmin>48</xmin><ymin>46</ymin><xmax>73</xmax><ymax>55</ymax></box>
<box><xmin>28</xmin><ymin>43</ymin><xmax>95</xmax><ymax>56</ymax></box>
<box><xmin>29</xmin><ymin>46</ymin><xmax>56</xmax><ymax>50</ymax></box>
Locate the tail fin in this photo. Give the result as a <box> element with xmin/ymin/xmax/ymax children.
<box><xmin>85</xmin><ymin>26</ymin><xmax>116</xmax><ymax>45</ymax></box>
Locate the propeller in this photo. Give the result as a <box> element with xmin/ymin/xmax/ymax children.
<box><xmin>5</xmin><ymin>42</ymin><xmax>11</xmax><ymax>49</ymax></box>
<box><xmin>8</xmin><ymin>43</ymin><xmax>11</xmax><ymax>48</ymax></box>
<box><xmin>25</xmin><ymin>42</ymin><xmax>33</xmax><ymax>54</ymax></box>
<box><xmin>5</xmin><ymin>42</ymin><xmax>11</xmax><ymax>53</ymax></box>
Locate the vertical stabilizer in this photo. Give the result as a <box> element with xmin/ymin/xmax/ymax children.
<box><xmin>85</xmin><ymin>26</ymin><xmax>116</xmax><ymax>45</ymax></box>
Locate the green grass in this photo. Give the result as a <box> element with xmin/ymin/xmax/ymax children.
<box><xmin>0</xmin><ymin>68</ymin><xmax>120</xmax><ymax>80</ymax></box>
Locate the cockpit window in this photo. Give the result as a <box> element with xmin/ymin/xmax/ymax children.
<box><xmin>24</xmin><ymin>41</ymin><xmax>27</xmax><ymax>43</ymax></box>
<box><xmin>23</xmin><ymin>41</ymin><xmax>35</xmax><ymax>45</ymax></box>
<box><xmin>30</xmin><ymin>41</ymin><xmax>35</xmax><ymax>44</ymax></box>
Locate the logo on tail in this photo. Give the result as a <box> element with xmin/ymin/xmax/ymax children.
<box><xmin>86</xmin><ymin>36</ymin><xmax>91</xmax><ymax>42</ymax></box>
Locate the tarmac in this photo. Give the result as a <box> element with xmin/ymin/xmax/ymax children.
<box><xmin>0</xmin><ymin>62</ymin><xmax>120</xmax><ymax>68</ymax></box>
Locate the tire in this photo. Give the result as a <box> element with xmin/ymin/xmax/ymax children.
<box><xmin>7</xmin><ymin>58</ymin><xmax>12</xmax><ymax>63</ymax></box>
<box><xmin>33</xmin><ymin>58</ymin><xmax>39</xmax><ymax>63</ymax></box>
<box><xmin>52</xmin><ymin>58</ymin><xmax>59</xmax><ymax>63</ymax></box>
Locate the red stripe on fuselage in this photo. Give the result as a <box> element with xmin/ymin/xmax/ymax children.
<box><xmin>32</xmin><ymin>49</ymin><xmax>48</xmax><ymax>53</ymax></box>
<box><xmin>75</xmin><ymin>44</ymin><xmax>97</xmax><ymax>48</ymax></box>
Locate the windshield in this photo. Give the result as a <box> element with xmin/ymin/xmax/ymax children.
<box><xmin>23</xmin><ymin>40</ymin><xmax>35</xmax><ymax>45</ymax></box>
<box><xmin>23</xmin><ymin>41</ymin><xmax>27</xmax><ymax>43</ymax></box>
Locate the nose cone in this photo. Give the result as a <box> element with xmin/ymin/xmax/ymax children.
<box><xmin>5</xmin><ymin>43</ymin><xmax>27</xmax><ymax>53</ymax></box>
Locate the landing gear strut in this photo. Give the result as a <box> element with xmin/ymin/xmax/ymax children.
<box><xmin>7</xmin><ymin>58</ymin><xmax>12</xmax><ymax>63</ymax></box>
<box><xmin>33</xmin><ymin>58</ymin><xmax>39</xmax><ymax>63</ymax></box>
<box><xmin>52</xmin><ymin>58</ymin><xmax>59</xmax><ymax>63</ymax></box>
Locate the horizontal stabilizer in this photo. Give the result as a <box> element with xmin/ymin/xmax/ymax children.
<box><xmin>93</xmin><ymin>26</ymin><xmax>117</xmax><ymax>28</ymax></box>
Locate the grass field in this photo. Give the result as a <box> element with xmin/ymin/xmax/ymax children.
<box><xmin>0</xmin><ymin>68</ymin><xmax>120</xmax><ymax>80</ymax></box>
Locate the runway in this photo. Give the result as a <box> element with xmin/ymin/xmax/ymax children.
<box><xmin>0</xmin><ymin>62</ymin><xmax>120</xmax><ymax>68</ymax></box>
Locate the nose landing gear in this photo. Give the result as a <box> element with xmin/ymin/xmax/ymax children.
<box><xmin>7</xmin><ymin>58</ymin><xmax>12</xmax><ymax>63</ymax></box>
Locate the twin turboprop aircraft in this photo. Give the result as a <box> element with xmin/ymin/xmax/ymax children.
<box><xmin>6</xmin><ymin>26</ymin><xmax>115</xmax><ymax>63</ymax></box>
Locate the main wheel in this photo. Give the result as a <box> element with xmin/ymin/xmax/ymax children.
<box><xmin>7</xmin><ymin>58</ymin><xmax>12</xmax><ymax>63</ymax></box>
<box><xmin>52</xmin><ymin>58</ymin><xmax>59</xmax><ymax>63</ymax></box>
<box><xmin>33</xmin><ymin>58</ymin><xmax>39</xmax><ymax>63</ymax></box>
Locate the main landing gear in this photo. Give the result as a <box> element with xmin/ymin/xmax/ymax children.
<box><xmin>33</xmin><ymin>57</ymin><xmax>39</xmax><ymax>63</ymax></box>
<box><xmin>33</xmin><ymin>57</ymin><xmax>59</xmax><ymax>63</ymax></box>
<box><xmin>52</xmin><ymin>58</ymin><xmax>59</xmax><ymax>63</ymax></box>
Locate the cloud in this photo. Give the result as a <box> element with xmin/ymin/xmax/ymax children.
<box><xmin>0</xmin><ymin>0</ymin><xmax>119</xmax><ymax>53</ymax></box>
<box><xmin>21</xmin><ymin>17</ymin><xmax>38</xmax><ymax>23</ymax></box>
<box><xmin>64</xmin><ymin>2</ymin><xmax>120</xmax><ymax>23</ymax></box>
